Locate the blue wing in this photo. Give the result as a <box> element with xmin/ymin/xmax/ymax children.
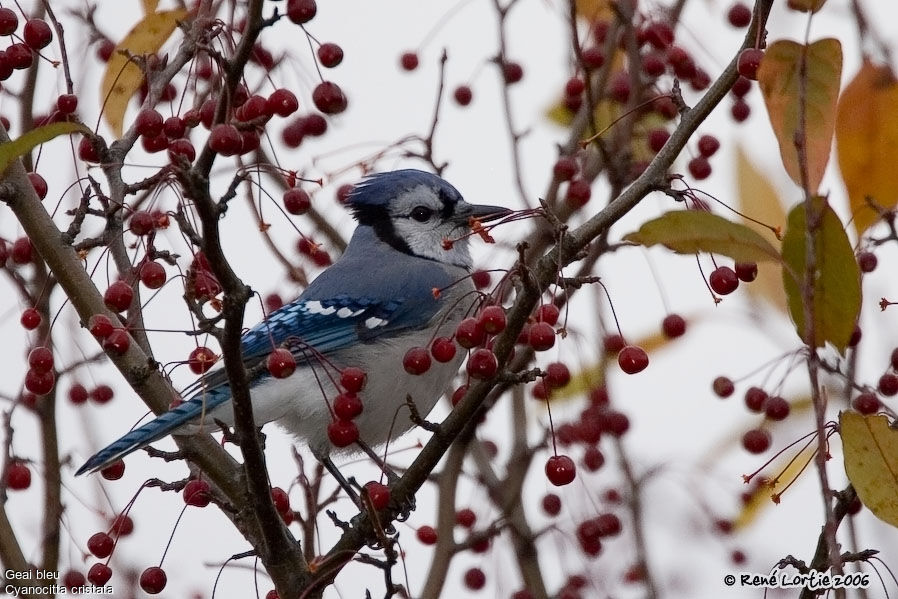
<box><xmin>76</xmin><ymin>294</ymin><xmax>437</xmax><ymax>475</ymax></box>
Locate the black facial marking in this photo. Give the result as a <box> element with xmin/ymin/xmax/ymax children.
<box><xmin>351</xmin><ymin>204</ymin><xmax>414</xmax><ymax>255</ymax></box>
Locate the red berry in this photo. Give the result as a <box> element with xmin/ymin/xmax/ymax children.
<box><xmin>858</xmin><ymin>251</ymin><xmax>877</xmax><ymax>273</ymax></box>
<box><xmin>363</xmin><ymin>481</ymin><xmax>390</xmax><ymax>510</ymax></box>
<box><xmin>581</xmin><ymin>47</ymin><xmax>605</xmax><ymax>69</ymax></box>
<box><xmin>545</xmin><ymin>454</ymin><xmax>576</xmax><ymax>486</ymax></box>
<box><xmin>139</xmin><ymin>261</ymin><xmax>166</xmax><ymax>289</ymax></box>
<box><xmin>286</xmin><ymin>0</ymin><xmax>317</xmax><ymax>24</ymax></box>
<box><xmin>542</xmin><ymin>493</ymin><xmax>562</xmax><ymax>516</ymax></box>
<box><xmin>735</xmin><ymin>261</ymin><xmax>758</xmax><ymax>282</ymax></box>
<box><xmin>0</xmin><ymin>8</ymin><xmax>18</xmax><ymax>36</ymax></box>
<box><xmin>139</xmin><ymin>566</ymin><xmax>167</xmax><ymax>594</ymax></box>
<box><xmin>167</xmin><ymin>138</ymin><xmax>196</xmax><ymax>163</ymax></box>
<box><xmin>545</xmin><ymin>362</ymin><xmax>571</xmax><ymax>388</ymax></box>
<box><xmin>467</xmin><ymin>348</ymin><xmax>498</xmax><ymax>380</ymax></box>
<box><xmin>129</xmin><ymin>210</ymin><xmax>155</xmax><ymax>236</ymax></box>
<box><xmin>697</xmin><ymin>134</ymin><xmax>720</xmax><ymax>157</ymax></box>
<box><xmin>553</xmin><ymin>156</ymin><xmax>578</xmax><ymax>181</ymax></box>
<box><xmin>403</xmin><ymin>346</ymin><xmax>432</xmax><ymax>375</ymax></box>
<box><xmin>6</xmin><ymin>461</ymin><xmax>31</xmax><ymax>490</ymax></box>
<box><xmin>183</xmin><ymin>479</ymin><xmax>212</xmax><ymax>507</ymax></box>
<box><xmin>464</xmin><ymin>567</ymin><xmax>486</xmax><ymax>590</ymax></box>
<box><xmin>528</xmin><ymin>322</ymin><xmax>556</xmax><ymax>351</ymax></box>
<box><xmin>502</xmin><ymin>61</ymin><xmax>524</xmax><ymax>83</ymax></box>
<box><xmin>565</xmin><ymin>179</ymin><xmax>592</xmax><ymax>208</ymax></box>
<box><xmin>7</xmin><ymin>42</ymin><xmax>33</xmax><ymax>69</ymax></box>
<box><xmin>88</xmin><ymin>314</ymin><xmax>114</xmax><ymax>339</ymax></box>
<box><xmin>764</xmin><ymin>396</ymin><xmax>790</xmax><ymax>421</ymax></box>
<box><xmin>400</xmin><ymin>52</ymin><xmax>419</xmax><ymax>71</ymax></box>
<box><xmin>617</xmin><ymin>345</ymin><xmax>649</xmax><ymax>374</ymax></box>
<box><xmin>333</xmin><ymin>392</ymin><xmax>363</xmax><ymax>420</ymax></box>
<box><xmin>283</xmin><ymin>188</ymin><xmax>311</xmax><ymax>215</ymax></box>
<box><xmin>209</xmin><ymin>124</ymin><xmax>243</xmax><ymax>156</ymax></box>
<box><xmin>104</xmin><ymin>281</ymin><xmax>133</xmax><ymax>312</ymax></box>
<box><xmin>737</xmin><ymin>48</ymin><xmax>763</xmax><ymax>80</ymax></box>
<box><xmin>451</xmin><ymin>384</ymin><xmax>468</xmax><ymax>407</ymax></box>
<box><xmin>712</xmin><ymin>376</ymin><xmax>734</xmax><ymax>398</ymax></box>
<box><xmin>28</xmin><ymin>172</ymin><xmax>47</xmax><ymax>199</ymax></box>
<box><xmin>564</xmin><ymin>76</ymin><xmax>586</xmax><ymax>97</ymax></box>
<box><xmin>453</xmin><ymin>85</ymin><xmax>473</xmax><ymax>106</ymax></box>
<box><xmin>267</xmin><ymin>88</ymin><xmax>299</xmax><ymax>117</ymax></box>
<box><xmin>744</xmin><ymin>386</ymin><xmax>768</xmax><ymax>411</ymax></box>
<box><xmin>69</xmin><ymin>383</ymin><xmax>89</xmax><ymax>405</ymax></box>
<box><xmin>662</xmin><ymin>314</ymin><xmax>686</xmax><ymax>338</ymax></box>
<box><xmin>87</xmin><ymin>563</ymin><xmax>112</xmax><ymax>586</ymax></box>
<box><xmin>742</xmin><ymin>428</ymin><xmax>771</xmax><ymax>453</ymax></box>
<box><xmin>642</xmin><ymin>21</ymin><xmax>674</xmax><ymax>49</ymax></box>
<box><xmin>267</xmin><ymin>348</ymin><xmax>296</xmax><ymax>378</ymax></box>
<box><xmin>731</xmin><ymin>98</ymin><xmax>751</xmax><ymax>122</ymax></box>
<box><xmin>110</xmin><ymin>513</ymin><xmax>133</xmax><ymax>536</ymax></box>
<box><xmin>312</xmin><ymin>81</ymin><xmax>347</xmax><ymax>114</ymax></box>
<box><xmin>61</xmin><ymin>570</ymin><xmax>86</xmax><ymax>590</ymax></box>
<box><xmin>135</xmin><ymin>108</ymin><xmax>163</xmax><ymax>137</ymax></box>
<box><xmin>340</xmin><ymin>367</ymin><xmax>367</xmax><ymax>393</ymax></box>
<box><xmin>270</xmin><ymin>487</ymin><xmax>290</xmax><ymax>514</ymax></box>
<box><xmin>11</xmin><ymin>237</ymin><xmax>33</xmax><ymax>264</ymax></box>
<box><xmin>25</xmin><ymin>368</ymin><xmax>55</xmax><ymax>395</ymax></box>
<box><xmin>23</xmin><ymin>19</ymin><xmax>52</xmax><ymax>49</ymax></box>
<box><xmin>101</xmin><ymin>460</ymin><xmax>125</xmax><ymax>480</ymax></box>
<box><xmin>728</xmin><ymin>2</ymin><xmax>752</xmax><ymax>27</ymax></box>
<box><xmin>103</xmin><ymin>328</ymin><xmax>131</xmax><ymax>355</ymax></box>
<box><xmin>327</xmin><ymin>419</ymin><xmax>359</xmax><ymax>447</ymax></box>
<box><xmin>455</xmin><ymin>317</ymin><xmax>486</xmax><ymax>349</ymax></box>
<box><xmin>878</xmin><ymin>373</ymin><xmax>898</xmax><ymax>396</ymax></box>
<box><xmin>455</xmin><ymin>507</ymin><xmax>476</xmax><ymax>528</ymax></box>
<box><xmin>478</xmin><ymin>305</ymin><xmax>506</xmax><ymax>334</ymax></box>
<box><xmin>21</xmin><ymin>307</ymin><xmax>41</xmax><ymax>330</ymax></box>
<box><xmin>536</xmin><ymin>304</ymin><xmax>560</xmax><ymax>326</ymax></box>
<box><xmin>688</xmin><ymin>156</ymin><xmax>712</xmax><ymax>180</ymax></box>
<box><xmin>852</xmin><ymin>392</ymin><xmax>880</xmax><ymax>414</ymax></box>
<box><xmin>416</xmin><ymin>525</ymin><xmax>437</xmax><ymax>544</ymax></box>
<box><xmin>317</xmin><ymin>42</ymin><xmax>343</xmax><ymax>67</ymax></box>
<box><xmin>732</xmin><ymin>76</ymin><xmax>752</xmax><ymax>97</ymax></box>
<box><xmin>87</xmin><ymin>532</ymin><xmax>115</xmax><ymax>558</ymax></box>
<box><xmin>641</xmin><ymin>52</ymin><xmax>666</xmax><ymax>77</ymax></box>
<box><xmin>430</xmin><ymin>336</ymin><xmax>457</xmax><ymax>363</ymax></box>
<box><xmin>709</xmin><ymin>266</ymin><xmax>739</xmax><ymax>295</ymax></box>
<box><xmin>28</xmin><ymin>346</ymin><xmax>53</xmax><ymax>373</ymax></box>
<box><xmin>583</xmin><ymin>445</ymin><xmax>605</xmax><ymax>471</ymax></box>
<box><xmin>647</xmin><ymin>128</ymin><xmax>670</xmax><ymax>153</ymax></box>
<box><xmin>162</xmin><ymin>116</ymin><xmax>185</xmax><ymax>138</ymax></box>
<box><xmin>90</xmin><ymin>384</ymin><xmax>114</xmax><ymax>404</ymax></box>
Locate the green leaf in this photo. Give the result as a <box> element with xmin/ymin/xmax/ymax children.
<box><xmin>757</xmin><ymin>39</ymin><xmax>842</xmax><ymax>193</ymax></box>
<box><xmin>0</xmin><ymin>122</ymin><xmax>90</xmax><ymax>175</ymax></box>
<box><xmin>841</xmin><ymin>411</ymin><xmax>898</xmax><ymax>528</ymax></box>
<box><xmin>780</xmin><ymin>197</ymin><xmax>861</xmax><ymax>351</ymax></box>
<box><xmin>623</xmin><ymin>210</ymin><xmax>782</xmax><ymax>263</ymax></box>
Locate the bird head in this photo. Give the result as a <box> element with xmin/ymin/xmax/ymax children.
<box><xmin>347</xmin><ymin>169</ymin><xmax>509</xmax><ymax>270</ymax></box>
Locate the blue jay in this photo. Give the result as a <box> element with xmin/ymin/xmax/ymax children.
<box><xmin>77</xmin><ymin>169</ymin><xmax>508</xmax><ymax>476</ymax></box>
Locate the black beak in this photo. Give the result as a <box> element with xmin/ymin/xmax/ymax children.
<box><xmin>464</xmin><ymin>203</ymin><xmax>512</xmax><ymax>223</ymax></box>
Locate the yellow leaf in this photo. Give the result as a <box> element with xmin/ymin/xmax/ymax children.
<box><xmin>0</xmin><ymin>122</ymin><xmax>90</xmax><ymax>174</ymax></box>
<box><xmin>841</xmin><ymin>411</ymin><xmax>898</xmax><ymax>528</ymax></box>
<box><xmin>623</xmin><ymin>210</ymin><xmax>782</xmax><ymax>263</ymax></box>
<box><xmin>835</xmin><ymin>61</ymin><xmax>898</xmax><ymax>235</ymax></box>
<box><xmin>574</xmin><ymin>0</ymin><xmax>612</xmax><ymax>22</ymax></box>
<box><xmin>734</xmin><ymin>148</ymin><xmax>788</xmax><ymax>313</ymax></box>
<box><xmin>142</xmin><ymin>0</ymin><xmax>159</xmax><ymax>13</ymax></box>
<box><xmin>780</xmin><ymin>197</ymin><xmax>861</xmax><ymax>351</ymax></box>
<box><xmin>757</xmin><ymin>39</ymin><xmax>842</xmax><ymax>193</ymax></box>
<box><xmin>786</xmin><ymin>0</ymin><xmax>826</xmax><ymax>12</ymax></box>
<box><xmin>101</xmin><ymin>9</ymin><xmax>189</xmax><ymax>137</ymax></box>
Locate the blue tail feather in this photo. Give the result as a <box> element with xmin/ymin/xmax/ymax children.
<box><xmin>76</xmin><ymin>390</ymin><xmax>231</xmax><ymax>476</ymax></box>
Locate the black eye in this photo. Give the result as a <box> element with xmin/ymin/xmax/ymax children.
<box><xmin>410</xmin><ymin>206</ymin><xmax>433</xmax><ymax>222</ymax></box>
